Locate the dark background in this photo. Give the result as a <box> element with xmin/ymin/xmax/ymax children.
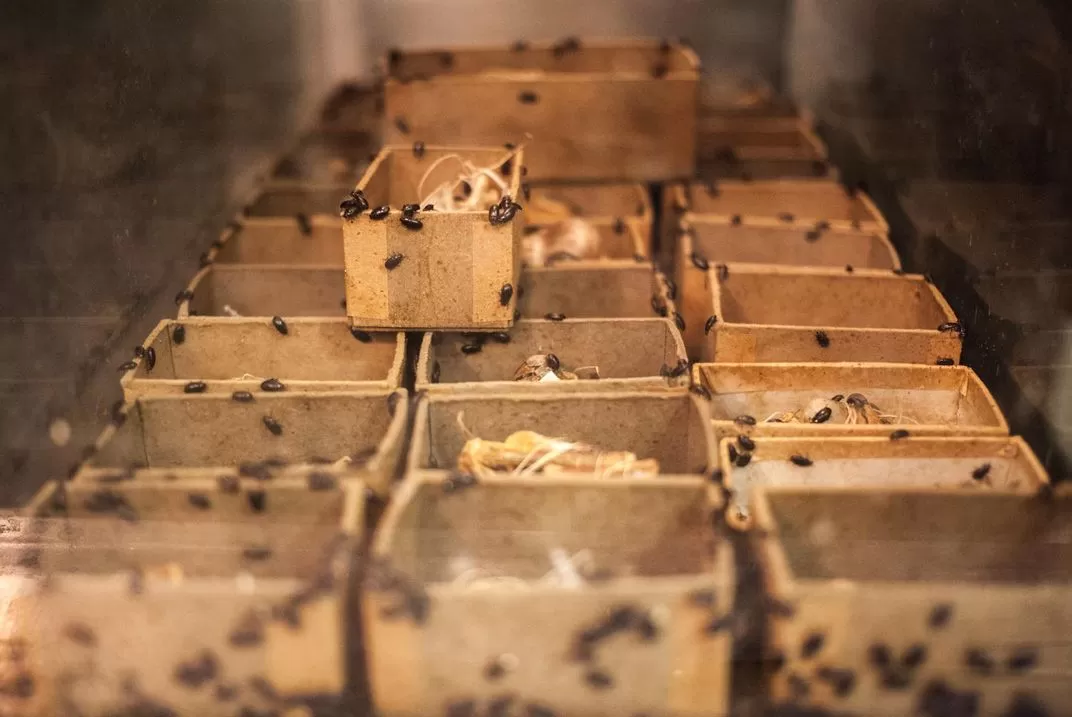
<box><xmin>0</xmin><ymin>0</ymin><xmax>1069</xmax><ymax>505</ymax></box>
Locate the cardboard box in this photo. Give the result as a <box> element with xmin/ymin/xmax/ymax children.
<box><xmin>342</xmin><ymin>145</ymin><xmax>523</xmax><ymax>330</ymax></box>
<box><xmin>661</xmin><ymin>178</ymin><xmax>888</xmax><ymax>270</ymax></box>
<box><xmin>119</xmin><ymin>318</ymin><xmax>404</xmax><ymax>399</ymax></box>
<box><xmin>405</xmin><ymin>391</ymin><xmax>715</xmax><ymax>478</ymax></box>
<box><xmin>383</xmin><ymin>40</ymin><xmax>699</xmax><ymax>181</ymax></box>
<box><xmin>699</xmin><ymin>266</ymin><xmax>963</xmax><ymax>364</ymax></box>
<box><xmin>693</xmin><ymin>363</ymin><xmax>1008</xmax><ymax>445</ymax></box>
<box><xmin>5</xmin><ymin>478</ymin><xmax>362</xmax><ymax>716</ymax></box>
<box><xmin>178</xmin><ymin>265</ymin><xmax>345</xmax><ymax>318</ymax></box>
<box><xmin>364</xmin><ymin>475</ymin><xmax>734</xmax><ymax>717</ymax></box>
<box><xmin>697</xmin><ymin>118</ymin><xmax>831</xmax><ymax>180</ymax></box>
<box><xmin>675</xmin><ymin>220</ymin><xmax>900</xmax><ymax>356</ymax></box>
<box><xmin>415</xmin><ymin>318</ymin><xmax>688</xmax><ymax>394</ymax></box>
<box><xmin>75</xmin><ymin>389</ymin><xmax>408</xmax><ymax>496</ymax></box>
<box><xmin>523</xmin><ymin>220</ymin><xmax>649</xmax><ymax>263</ymax></box>
<box><xmin>527</xmin><ymin>182</ymin><xmax>652</xmax><ymax>252</ymax></box>
<box><xmin>751</xmin><ymin>486</ymin><xmax>1072</xmax><ymax>715</ymax></box>
<box><xmin>211</xmin><ymin>220</ymin><xmax>344</xmax><ymax>266</ymax></box>
<box><xmin>719</xmin><ymin>436</ymin><xmax>1047</xmax><ymax>528</ymax></box>
<box><xmin>518</xmin><ymin>263</ymin><xmax>677</xmax><ymax>321</ymax></box>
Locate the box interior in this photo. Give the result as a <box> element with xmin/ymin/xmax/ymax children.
<box><xmin>137</xmin><ymin>320</ymin><xmax>396</xmax><ymax>382</ymax></box>
<box><xmin>37</xmin><ymin>483</ymin><xmax>344</xmax><ymax>579</ymax></box>
<box><xmin>427</xmin><ymin>319</ymin><xmax>679</xmax><ymax>384</ymax></box>
<box><xmin>529</xmin><ymin>184</ymin><xmax>646</xmax><ymax>218</ymax></box>
<box><xmin>215</xmin><ymin>223</ymin><xmax>345</xmax><ymax>265</ymax></box>
<box><xmin>688</xmin><ymin>182</ymin><xmax>872</xmax><ymax>222</ymax></box>
<box><xmin>94</xmin><ymin>393</ymin><xmax>393</xmax><ymax>468</ymax></box>
<box><xmin>518</xmin><ymin>265</ymin><xmax>660</xmax><ymax>319</ymax></box>
<box><xmin>706</xmin><ymin>372</ymin><xmax>999</xmax><ymax>428</ymax></box>
<box><xmin>419</xmin><ymin>394</ymin><xmax>708</xmax><ymax>475</ymax></box>
<box><xmin>767</xmin><ymin>491</ymin><xmax>1072</xmax><ymax>583</ymax></box>
<box><xmin>719</xmin><ymin>272</ymin><xmax>950</xmax><ymax>329</ymax></box>
<box><xmin>688</xmin><ymin>223</ymin><xmax>896</xmax><ymax>269</ymax></box>
<box><xmin>389</xmin><ymin>481</ymin><xmax>710</xmax><ymax>584</ymax></box>
<box><xmin>389</xmin><ymin>44</ymin><xmax>695</xmax><ymax>80</ymax></box>
<box><xmin>188</xmin><ymin>266</ymin><xmax>346</xmax><ymax>317</ymax></box>
<box><xmin>244</xmin><ymin>186</ymin><xmax>352</xmax><ymax>217</ymax></box>
<box><xmin>362</xmin><ymin>148</ymin><xmax>516</xmax><ymax>210</ymax></box>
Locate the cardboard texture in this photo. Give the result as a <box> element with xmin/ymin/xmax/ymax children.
<box><xmin>675</xmin><ymin>222</ymin><xmax>900</xmax><ymax>355</ymax></box>
<box><xmin>383</xmin><ymin>41</ymin><xmax>699</xmax><ymax>181</ymax></box>
<box><xmin>213</xmin><ymin>219</ymin><xmax>345</xmax><ymax>266</ymax></box>
<box><xmin>698</xmin><ymin>266</ymin><xmax>963</xmax><ymax>364</ymax></box>
<box><xmin>405</xmin><ymin>391</ymin><xmax>716</xmax><ymax>478</ymax></box>
<box><xmin>364</xmin><ymin>475</ymin><xmax>734</xmax><ymax>717</ymax></box>
<box><xmin>414</xmin><ymin>318</ymin><xmax>688</xmax><ymax>394</ymax></box>
<box><xmin>718</xmin><ymin>435</ymin><xmax>1048</xmax><ymax>527</ymax></box>
<box><xmin>5</xmin><ymin>479</ymin><xmax>362</xmax><ymax>717</ymax></box>
<box><xmin>178</xmin><ymin>265</ymin><xmax>346</xmax><ymax>318</ymax></box>
<box><xmin>527</xmin><ymin>182</ymin><xmax>653</xmax><ymax>252</ymax></box>
<box><xmin>751</xmin><ymin>487</ymin><xmax>1072</xmax><ymax>716</ymax></box>
<box><xmin>660</xmin><ymin>178</ymin><xmax>888</xmax><ymax>270</ymax></box>
<box><xmin>266</xmin><ymin>130</ymin><xmax>374</xmax><ymax>185</ymax></box>
<box><xmin>75</xmin><ymin>390</ymin><xmax>408</xmax><ymax>496</ymax></box>
<box><xmin>518</xmin><ymin>262</ymin><xmax>678</xmax><ymax>321</ymax></box>
<box><xmin>697</xmin><ymin>116</ymin><xmax>828</xmax><ymax>172</ymax></box>
<box><xmin>343</xmin><ymin>146</ymin><xmax>523</xmax><ymax>330</ymax></box>
<box><xmin>119</xmin><ymin>318</ymin><xmax>404</xmax><ymax>399</ymax></box>
<box><xmin>693</xmin><ymin>363</ymin><xmax>1009</xmax><ymax>445</ymax></box>
<box><xmin>523</xmin><ymin>220</ymin><xmax>650</xmax><ymax>262</ymax></box>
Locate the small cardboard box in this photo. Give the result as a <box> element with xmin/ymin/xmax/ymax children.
<box><xmin>267</xmin><ymin>130</ymin><xmax>374</xmax><ymax>185</ymax></box>
<box><xmin>693</xmin><ymin>362</ymin><xmax>1008</xmax><ymax>445</ymax></box>
<box><xmin>415</xmin><ymin>318</ymin><xmax>688</xmax><ymax>394</ymax></box>
<box><xmin>342</xmin><ymin>145</ymin><xmax>523</xmax><ymax>330</ymax></box>
<box><xmin>383</xmin><ymin>40</ymin><xmax>699</xmax><ymax>181</ymax></box>
<box><xmin>661</xmin><ymin>178</ymin><xmax>888</xmax><ymax>270</ymax></box>
<box><xmin>211</xmin><ymin>220</ymin><xmax>344</xmax><ymax>266</ymax></box>
<box><xmin>674</xmin><ymin>220</ymin><xmax>900</xmax><ymax>356</ymax></box>
<box><xmin>518</xmin><ymin>263</ymin><xmax>677</xmax><ymax>321</ymax></box>
<box><xmin>6</xmin><ymin>478</ymin><xmax>362</xmax><ymax>717</ymax></box>
<box><xmin>364</xmin><ymin>475</ymin><xmax>734</xmax><ymax>717</ymax></box>
<box><xmin>76</xmin><ymin>390</ymin><xmax>408</xmax><ymax>496</ymax></box>
<box><xmin>751</xmin><ymin>486</ymin><xmax>1072</xmax><ymax>716</ymax></box>
<box><xmin>700</xmin><ymin>266</ymin><xmax>963</xmax><ymax>364</ymax></box>
<box><xmin>527</xmin><ymin>182</ymin><xmax>652</xmax><ymax>252</ymax></box>
<box><xmin>697</xmin><ymin>118</ymin><xmax>831</xmax><ymax>180</ymax></box>
<box><xmin>718</xmin><ymin>435</ymin><xmax>1048</xmax><ymax>528</ymax></box>
<box><xmin>119</xmin><ymin>318</ymin><xmax>404</xmax><ymax>399</ymax></box>
<box><xmin>178</xmin><ymin>265</ymin><xmax>345</xmax><ymax>318</ymax></box>
<box><xmin>406</xmin><ymin>390</ymin><xmax>715</xmax><ymax>478</ymax></box>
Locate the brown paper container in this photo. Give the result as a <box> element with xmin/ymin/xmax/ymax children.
<box><xmin>364</xmin><ymin>474</ymin><xmax>734</xmax><ymax>717</ymax></box>
<box><xmin>343</xmin><ymin>145</ymin><xmax>523</xmax><ymax>330</ymax></box>
<box><xmin>3</xmin><ymin>479</ymin><xmax>362</xmax><ymax>717</ymax></box>
<box><xmin>178</xmin><ymin>265</ymin><xmax>346</xmax><ymax>319</ymax></box>
<box><xmin>750</xmin><ymin>485</ymin><xmax>1072</xmax><ymax>716</ymax></box>
<box><xmin>383</xmin><ymin>40</ymin><xmax>699</xmax><ymax>181</ymax></box>
<box><xmin>717</xmin><ymin>435</ymin><xmax>1048</xmax><ymax>528</ymax></box>
<box><xmin>119</xmin><ymin>318</ymin><xmax>404</xmax><ymax>399</ymax></box>
<box><xmin>518</xmin><ymin>262</ymin><xmax>678</xmax><ymax>321</ymax></box>
<box><xmin>74</xmin><ymin>389</ymin><xmax>408</xmax><ymax>497</ymax></box>
<box><xmin>527</xmin><ymin>182</ymin><xmax>652</xmax><ymax>253</ymax></box>
<box><xmin>698</xmin><ymin>265</ymin><xmax>963</xmax><ymax>365</ymax></box>
<box><xmin>693</xmin><ymin>362</ymin><xmax>1008</xmax><ymax>445</ymax></box>
<box><xmin>415</xmin><ymin>318</ymin><xmax>688</xmax><ymax>394</ymax></box>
